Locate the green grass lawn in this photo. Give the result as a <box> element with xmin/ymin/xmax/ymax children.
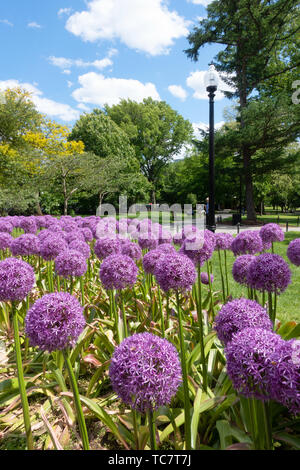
<box><xmin>242</xmin><ymin>213</ymin><xmax>300</xmax><ymax>227</ymax></box>
<box><xmin>208</xmin><ymin>231</ymin><xmax>300</xmax><ymax>323</ymax></box>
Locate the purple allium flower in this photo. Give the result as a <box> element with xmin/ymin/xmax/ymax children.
<box><xmin>120</xmin><ymin>240</ymin><xmax>142</xmax><ymax>261</ymax></box>
<box><xmin>247</xmin><ymin>253</ymin><xmax>291</xmax><ymax>294</ymax></box>
<box><xmin>109</xmin><ymin>332</ymin><xmax>182</xmax><ymax>413</ymax></box>
<box><xmin>156</xmin><ymin>243</ymin><xmax>176</xmax><ymax>254</ymax></box>
<box><xmin>232</xmin><ymin>255</ymin><xmax>256</xmax><ymax>286</ymax></box>
<box><xmin>0</xmin><ymin>220</ymin><xmax>13</xmax><ymax>234</ymax></box>
<box><xmin>39</xmin><ymin>234</ymin><xmax>68</xmax><ymax>261</ymax></box>
<box><xmin>10</xmin><ymin>234</ymin><xmax>40</xmax><ymax>257</ymax></box>
<box><xmin>0</xmin><ymin>232</ymin><xmax>13</xmax><ymax>251</ymax></box>
<box><xmin>19</xmin><ymin>217</ymin><xmax>37</xmax><ymax>234</ymax></box>
<box><xmin>69</xmin><ymin>240</ymin><xmax>91</xmax><ymax>259</ymax></box>
<box><xmin>173</xmin><ymin>231</ymin><xmax>184</xmax><ymax>246</ymax></box>
<box><xmin>287</xmin><ymin>238</ymin><xmax>300</xmax><ymax>266</ymax></box>
<box><xmin>200</xmin><ymin>272</ymin><xmax>214</xmax><ymax>285</ymax></box>
<box><xmin>154</xmin><ymin>253</ymin><xmax>196</xmax><ymax>293</ymax></box>
<box><xmin>94</xmin><ymin>237</ymin><xmax>121</xmax><ymax>260</ymax></box>
<box><xmin>259</xmin><ymin>223</ymin><xmax>284</xmax><ymax>244</ymax></box>
<box><xmin>215</xmin><ymin>232</ymin><xmax>234</xmax><ymax>251</ymax></box>
<box><xmin>55</xmin><ymin>250</ymin><xmax>87</xmax><ymax>278</ymax></box>
<box><xmin>267</xmin><ymin>339</ymin><xmax>300</xmax><ymax>415</ymax></box>
<box><xmin>225</xmin><ymin>327</ymin><xmax>285</xmax><ymax>400</ymax></box>
<box><xmin>0</xmin><ymin>258</ymin><xmax>35</xmax><ymax>302</ymax></box>
<box><xmin>138</xmin><ymin>232</ymin><xmax>159</xmax><ymax>251</ymax></box>
<box><xmin>25</xmin><ymin>292</ymin><xmax>86</xmax><ymax>352</ymax></box>
<box><xmin>179</xmin><ymin>229</ymin><xmax>215</xmax><ymax>267</ymax></box>
<box><xmin>142</xmin><ymin>249</ymin><xmax>166</xmax><ymax>275</ymax></box>
<box><xmin>80</xmin><ymin>227</ymin><xmax>93</xmax><ymax>242</ymax></box>
<box><xmin>231</xmin><ymin>230</ymin><xmax>263</xmax><ymax>256</ymax></box>
<box><xmin>96</xmin><ymin>218</ymin><xmax>117</xmax><ymax>239</ymax></box>
<box><xmin>64</xmin><ymin>230</ymin><xmax>85</xmax><ymax>244</ymax></box>
<box><xmin>158</xmin><ymin>230</ymin><xmax>173</xmax><ymax>245</ymax></box>
<box><xmin>215</xmin><ymin>298</ymin><xmax>272</xmax><ymax>346</ymax></box>
<box><xmin>99</xmin><ymin>254</ymin><xmax>138</xmax><ymax>290</ymax></box>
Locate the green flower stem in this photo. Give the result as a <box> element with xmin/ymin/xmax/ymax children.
<box><xmin>262</xmin><ymin>401</ymin><xmax>273</xmax><ymax>450</ymax></box>
<box><xmin>196</xmin><ymin>265</ymin><xmax>207</xmax><ymax>392</ymax></box>
<box><xmin>70</xmin><ymin>276</ymin><xmax>74</xmax><ymax>295</ymax></box>
<box><xmin>224</xmin><ymin>250</ymin><xmax>230</xmax><ymax>297</ymax></box>
<box><xmin>12</xmin><ymin>302</ymin><xmax>34</xmax><ymax>450</ymax></box>
<box><xmin>132</xmin><ymin>409</ymin><xmax>139</xmax><ymax>450</ymax></box>
<box><xmin>268</xmin><ymin>292</ymin><xmax>273</xmax><ymax>325</ymax></box>
<box><xmin>147</xmin><ymin>410</ymin><xmax>157</xmax><ymax>450</ymax></box>
<box><xmin>157</xmin><ymin>286</ymin><xmax>165</xmax><ymax>338</ymax></box>
<box><xmin>120</xmin><ymin>290</ymin><xmax>128</xmax><ymax>338</ymax></box>
<box><xmin>176</xmin><ymin>291</ymin><xmax>191</xmax><ymax>450</ymax></box>
<box><xmin>62</xmin><ymin>349</ymin><xmax>90</xmax><ymax>450</ymax></box>
<box><xmin>273</xmin><ymin>292</ymin><xmax>277</xmax><ymax>327</ymax></box>
<box><xmin>217</xmin><ymin>249</ymin><xmax>226</xmax><ymax>303</ymax></box>
<box><xmin>206</xmin><ymin>261</ymin><xmax>215</xmax><ymax>320</ymax></box>
<box><xmin>111</xmin><ymin>290</ymin><xmax>120</xmax><ymax>344</ymax></box>
<box><xmin>80</xmin><ymin>277</ymin><xmax>85</xmax><ymax>306</ymax></box>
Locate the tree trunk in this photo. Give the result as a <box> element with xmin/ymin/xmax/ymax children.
<box><xmin>35</xmin><ymin>192</ymin><xmax>43</xmax><ymax>215</ymax></box>
<box><xmin>152</xmin><ymin>189</ymin><xmax>156</xmax><ymax>205</ymax></box>
<box><xmin>64</xmin><ymin>198</ymin><xmax>68</xmax><ymax>216</ymax></box>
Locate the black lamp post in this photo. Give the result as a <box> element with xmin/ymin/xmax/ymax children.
<box><xmin>204</xmin><ymin>64</ymin><xmax>219</xmax><ymax>233</ymax></box>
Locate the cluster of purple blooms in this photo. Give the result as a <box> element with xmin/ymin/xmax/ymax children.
<box><xmin>287</xmin><ymin>238</ymin><xmax>300</xmax><ymax>266</ymax></box>
<box><xmin>179</xmin><ymin>229</ymin><xmax>216</xmax><ymax>267</ymax></box>
<box><xmin>0</xmin><ymin>258</ymin><xmax>35</xmax><ymax>302</ymax></box>
<box><xmin>154</xmin><ymin>252</ymin><xmax>196</xmax><ymax>293</ymax></box>
<box><xmin>109</xmin><ymin>332</ymin><xmax>182</xmax><ymax>413</ymax></box>
<box><xmin>99</xmin><ymin>254</ymin><xmax>138</xmax><ymax>290</ymax></box>
<box><xmin>55</xmin><ymin>250</ymin><xmax>87</xmax><ymax>278</ymax></box>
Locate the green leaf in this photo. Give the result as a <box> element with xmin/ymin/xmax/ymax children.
<box><xmin>273</xmin><ymin>432</ymin><xmax>300</xmax><ymax>450</ymax></box>
<box><xmin>191</xmin><ymin>388</ymin><xmax>202</xmax><ymax>449</ymax></box>
<box><xmin>216</xmin><ymin>420</ymin><xmax>233</xmax><ymax>449</ymax></box>
<box><xmin>277</xmin><ymin>321</ymin><xmax>300</xmax><ymax>340</ymax></box>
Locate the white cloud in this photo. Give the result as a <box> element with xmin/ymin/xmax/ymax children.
<box><xmin>48</xmin><ymin>55</ymin><xmax>113</xmax><ymax>73</ymax></box>
<box><xmin>192</xmin><ymin>121</ymin><xmax>225</xmax><ymax>139</ymax></box>
<box><xmin>72</xmin><ymin>72</ymin><xmax>160</xmax><ymax>107</ymax></box>
<box><xmin>168</xmin><ymin>85</ymin><xmax>188</xmax><ymax>101</ymax></box>
<box><xmin>0</xmin><ymin>19</ymin><xmax>13</xmax><ymax>27</ymax></box>
<box><xmin>28</xmin><ymin>22</ymin><xmax>42</xmax><ymax>29</ymax></box>
<box><xmin>58</xmin><ymin>8</ymin><xmax>73</xmax><ymax>17</ymax></box>
<box><xmin>77</xmin><ymin>103</ymin><xmax>90</xmax><ymax>112</ymax></box>
<box><xmin>62</xmin><ymin>69</ymin><xmax>72</xmax><ymax>75</ymax></box>
<box><xmin>0</xmin><ymin>79</ymin><xmax>79</xmax><ymax>122</ymax></box>
<box><xmin>65</xmin><ymin>0</ymin><xmax>190</xmax><ymax>56</ymax></box>
<box><xmin>186</xmin><ymin>70</ymin><xmax>235</xmax><ymax>101</ymax></box>
<box><xmin>67</xmin><ymin>81</ymin><xmax>73</xmax><ymax>88</ymax></box>
<box><xmin>187</xmin><ymin>0</ymin><xmax>213</xmax><ymax>6</ymax></box>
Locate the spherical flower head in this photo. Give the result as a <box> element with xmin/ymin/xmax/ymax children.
<box><xmin>225</xmin><ymin>327</ymin><xmax>285</xmax><ymax>400</ymax></box>
<box><xmin>80</xmin><ymin>227</ymin><xmax>93</xmax><ymax>242</ymax></box>
<box><xmin>267</xmin><ymin>339</ymin><xmax>300</xmax><ymax>415</ymax></box>
<box><xmin>0</xmin><ymin>258</ymin><xmax>35</xmax><ymax>302</ymax></box>
<box><xmin>100</xmin><ymin>254</ymin><xmax>138</xmax><ymax>290</ymax></box>
<box><xmin>142</xmin><ymin>249</ymin><xmax>166</xmax><ymax>274</ymax></box>
<box><xmin>247</xmin><ymin>253</ymin><xmax>291</xmax><ymax>294</ymax></box>
<box><xmin>215</xmin><ymin>232</ymin><xmax>234</xmax><ymax>251</ymax></box>
<box><xmin>156</xmin><ymin>243</ymin><xmax>176</xmax><ymax>254</ymax></box>
<box><xmin>179</xmin><ymin>230</ymin><xmax>215</xmax><ymax>267</ymax></box>
<box><xmin>109</xmin><ymin>332</ymin><xmax>182</xmax><ymax>413</ymax></box>
<box><xmin>200</xmin><ymin>272</ymin><xmax>214</xmax><ymax>285</ymax></box>
<box><xmin>69</xmin><ymin>240</ymin><xmax>91</xmax><ymax>259</ymax></box>
<box><xmin>0</xmin><ymin>220</ymin><xmax>13</xmax><ymax>234</ymax></box>
<box><xmin>154</xmin><ymin>252</ymin><xmax>196</xmax><ymax>293</ymax></box>
<box><xmin>55</xmin><ymin>250</ymin><xmax>87</xmax><ymax>278</ymax></box>
<box><xmin>232</xmin><ymin>255</ymin><xmax>256</xmax><ymax>286</ymax></box>
<box><xmin>94</xmin><ymin>237</ymin><xmax>121</xmax><ymax>260</ymax></box>
<box><xmin>0</xmin><ymin>232</ymin><xmax>13</xmax><ymax>251</ymax></box>
<box><xmin>10</xmin><ymin>234</ymin><xmax>40</xmax><ymax>257</ymax></box>
<box><xmin>118</xmin><ymin>219</ymin><xmax>129</xmax><ymax>236</ymax></box>
<box><xmin>120</xmin><ymin>240</ymin><xmax>142</xmax><ymax>260</ymax></box>
<box><xmin>158</xmin><ymin>230</ymin><xmax>173</xmax><ymax>245</ymax></box>
<box><xmin>19</xmin><ymin>217</ymin><xmax>37</xmax><ymax>234</ymax></box>
<box><xmin>215</xmin><ymin>298</ymin><xmax>272</xmax><ymax>346</ymax></box>
<box><xmin>138</xmin><ymin>232</ymin><xmax>159</xmax><ymax>251</ymax></box>
<box><xmin>231</xmin><ymin>230</ymin><xmax>263</xmax><ymax>256</ymax></box>
<box><xmin>287</xmin><ymin>238</ymin><xmax>300</xmax><ymax>266</ymax></box>
<box><xmin>25</xmin><ymin>292</ymin><xmax>86</xmax><ymax>352</ymax></box>
<box><xmin>260</xmin><ymin>224</ymin><xmax>284</xmax><ymax>244</ymax></box>
<box><xmin>137</xmin><ymin>219</ymin><xmax>153</xmax><ymax>234</ymax></box>
<box><xmin>40</xmin><ymin>234</ymin><xmax>68</xmax><ymax>261</ymax></box>
<box><xmin>173</xmin><ymin>231</ymin><xmax>184</xmax><ymax>246</ymax></box>
<box><xmin>96</xmin><ymin>218</ymin><xmax>117</xmax><ymax>239</ymax></box>
<box><xmin>64</xmin><ymin>230</ymin><xmax>85</xmax><ymax>244</ymax></box>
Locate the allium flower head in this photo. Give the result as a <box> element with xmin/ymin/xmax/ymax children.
<box><xmin>99</xmin><ymin>254</ymin><xmax>138</xmax><ymax>290</ymax></box>
<box><xmin>40</xmin><ymin>234</ymin><xmax>68</xmax><ymax>261</ymax></box>
<box><xmin>200</xmin><ymin>272</ymin><xmax>214</xmax><ymax>285</ymax></box>
<box><xmin>120</xmin><ymin>240</ymin><xmax>142</xmax><ymax>260</ymax></box>
<box><xmin>138</xmin><ymin>232</ymin><xmax>159</xmax><ymax>251</ymax></box>
<box><xmin>64</xmin><ymin>230</ymin><xmax>85</xmax><ymax>244</ymax></box>
<box><xmin>179</xmin><ymin>229</ymin><xmax>215</xmax><ymax>267</ymax></box>
<box><xmin>0</xmin><ymin>220</ymin><xmax>13</xmax><ymax>234</ymax></box>
<box><xmin>0</xmin><ymin>232</ymin><xmax>13</xmax><ymax>251</ymax></box>
<box><xmin>142</xmin><ymin>249</ymin><xmax>166</xmax><ymax>274</ymax></box>
<box><xmin>19</xmin><ymin>217</ymin><xmax>37</xmax><ymax>234</ymax></box>
<box><xmin>232</xmin><ymin>255</ymin><xmax>256</xmax><ymax>286</ymax></box>
<box><xmin>80</xmin><ymin>227</ymin><xmax>93</xmax><ymax>242</ymax></box>
<box><xmin>154</xmin><ymin>252</ymin><xmax>196</xmax><ymax>293</ymax></box>
<box><xmin>231</xmin><ymin>230</ymin><xmax>263</xmax><ymax>256</ymax></box>
<box><xmin>259</xmin><ymin>223</ymin><xmax>284</xmax><ymax>244</ymax></box>
<box><xmin>109</xmin><ymin>332</ymin><xmax>182</xmax><ymax>413</ymax></box>
<box><xmin>267</xmin><ymin>339</ymin><xmax>300</xmax><ymax>415</ymax></box>
<box><xmin>55</xmin><ymin>250</ymin><xmax>87</xmax><ymax>278</ymax></box>
<box><xmin>158</xmin><ymin>230</ymin><xmax>173</xmax><ymax>245</ymax></box>
<box><xmin>156</xmin><ymin>243</ymin><xmax>176</xmax><ymax>254</ymax></box>
<box><xmin>225</xmin><ymin>327</ymin><xmax>285</xmax><ymax>400</ymax></box>
<box><xmin>287</xmin><ymin>238</ymin><xmax>300</xmax><ymax>266</ymax></box>
<box><xmin>215</xmin><ymin>298</ymin><xmax>272</xmax><ymax>346</ymax></box>
<box><xmin>247</xmin><ymin>253</ymin><xmax>291</xmax><ymax>294</ymax></box>
<box><xmin>0</xmin><ymin>258</ymin><xmax>35</xmax><ymax>302</ymax></box>
<box><xmin>25</xmin><ymin>292</ymin><xmax>85</xmax><ymax>352</ymax></box>
<box><xmin>94</xmin><ymin>237</ymin><xmax>121</xmax><ymax>260</ymax></box>
<box><xmin>69</xmin><ymin>240</ymin><xmax>91</xmax><ymax>259</ymax></box>
<box><xmin>10</xmin><ymin>234</ymin><xmax>40</xmax><ymax>257</ymax></box>
<box><xmin>215</xmin><ymin>232</ymin><xmax>234</xmax><ymax>251</ymax></box>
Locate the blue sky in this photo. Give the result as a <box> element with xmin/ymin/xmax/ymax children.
<box><xmin>0</xmin><ymin>0</ymin><xmax>235</xmax><ymax>137</ymax></box>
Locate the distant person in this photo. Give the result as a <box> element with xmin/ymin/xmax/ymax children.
<box><xmin>205</xmin><ymin>197</ymin><xmax>209</xmax><ymax>226</ymax></box>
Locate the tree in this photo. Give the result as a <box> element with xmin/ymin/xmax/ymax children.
<box><xmin>105</xmin><ymin>98</ymin><xmax>193</xmax><ymax>204</ymax></box>
<box><xmin>185</xmin><ymin>0</ymin><xmax>300</xmax><ymax>222</ymax></box>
